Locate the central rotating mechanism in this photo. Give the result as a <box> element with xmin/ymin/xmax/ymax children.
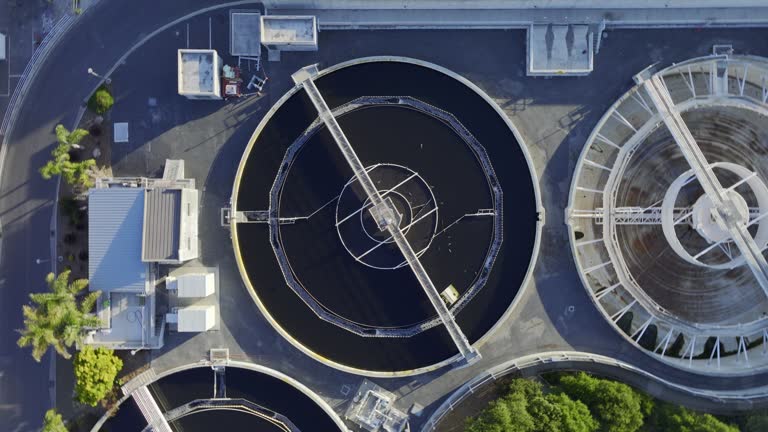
<box><xmin>336</xmin><ymin>164</ymin><xmax>439</xmax><ymax>270</ymax></box>
<box><xmin>660</xmin><ymin>162</ymin><xmax>768</xmax><ymax>269</ymax></box>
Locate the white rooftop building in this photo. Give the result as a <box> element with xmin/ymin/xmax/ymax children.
<box><xmin>177</xmin><ymin>306</ymin><xmax>216</xmax><ymax>332</ymax></box>
<box><xmin>167</xmin><ymin>273</ymin><xmax>215</xmax><ymax>298</ymax></box>
<box><xmin>230</xmin><ymin>11</ymin><xmax>262</xmax><ymax>57</ymax></box>
<box><xmin>178</xmin><ymin>49</ymin><xmax>222</xmax><ymax>99</ymax></box>
<box><xmin>260</xmin><ymin>16</ymin><xmax>318</xmax><ymax>51</ymax></box>
<box><xmin>84</xmin><ymin>160</ymin><xmax>199</xmax><ymax>350</ymax></box>
<box><xmin>527</xmin><ymin>24</ymin><xmax>593</xmax><ymax>76</ymax></box>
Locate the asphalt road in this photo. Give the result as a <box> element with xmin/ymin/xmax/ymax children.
<box><xmin>4</xmin><ymin>1</ymin><xmax>768</xmax><ymax>431</ymax></box>
<box><xmin>0</xmin><ymin>1</ymin><xmax>260</xmax><ymax>430</ymax></box>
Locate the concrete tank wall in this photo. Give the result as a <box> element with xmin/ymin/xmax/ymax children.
<box><xmin>263</xmin><ymin>0</ymin><xmax>768</xmax><ymax>9</ymax></box>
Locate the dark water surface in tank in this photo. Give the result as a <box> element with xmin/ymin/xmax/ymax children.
<box><xmin>236</xmin><ymin>61</ymin><xmax>539</xmax><ymax>371</ymax></box>
<box><xmin>96</xmin><ymin>367</ymin><xmax>343</xmax><ymax>432</ymax></box>
<box><xmin>99</xmin><ymin>398</ymin><xmax>146</xmax><ymax>431</ymax></box>
<box><xmin>278</xmin><ymin>104</ymin><xmax>495</xmax><ymax>329</ymax></box>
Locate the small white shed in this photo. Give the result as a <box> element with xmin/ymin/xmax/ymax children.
<box><xmin>168</xmin><ymin>273</ymin><xmax>215</xmax><ymax>298</ymax></box>
<box><xmin>177</xmin><ymin>49</ymin><xmax>222</xmax><ymax>100</ymax></box>
<box><xmin>260</xmin><ymin>16</ymin><xmax>317</xmax><ymax>51</ymax></box>
<box><xmin>177</xmin><ymin>305</ymin><xmax>215</xmax><ymax>332</ymax></box>
<box><xmin>0</xmin><ymin>33</ymin><xmax>6</xmax><ymax>61</ymax></box>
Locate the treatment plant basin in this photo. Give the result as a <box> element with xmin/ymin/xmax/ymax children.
<box><xmin>568</xmin><ymin>54</ymin><xmax>768</xmax><ymax>374</ymax></box>
<box><xmin>97</xmin><ymin>364</ymin><xmax>346</xmax><ymax>431</ymax></box>
<box><xmin>230</xmin><ymin>57</ymin><xmax>542</xmax><ymax>375</ymax></box>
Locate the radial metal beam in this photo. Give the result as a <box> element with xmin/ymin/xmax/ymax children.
<box><xmin>585</xmin><ymin>206</ymin><xmax>760</xmax><ymax>225</ymax></box>
<box><xmin>292</xmin><ymin>65</ymin><xmax>479</xmax><ymax>363</ymax></box>
<box><xmin>133</xmin><ymin>386</ymin><xmax>173</xmax><ymax>432</ymax></box>
<box><xmin>639</xmin><ymin>73</ymin><xmax>768</xmax><ymax>297</ymax></box>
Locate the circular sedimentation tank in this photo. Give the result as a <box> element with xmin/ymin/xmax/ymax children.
<box><xmin>568</xmin><ymin>55</ymin><xmax>768</xmax><ymax>374</ymax></box>
<box><xmin>231</xmin><ymin>57</ymin><xmax>542</xmax><ymax>375</ymax></box>
<box><xmin>97</xmin><ymin>364</ymin><xmax>345</xmax><ymax>431</ymax></box>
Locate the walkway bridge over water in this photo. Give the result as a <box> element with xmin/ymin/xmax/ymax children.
<box><xmin>291</xmin><ymin>64</ymin><xmax>479</xmax><ymax>363</ymax></box>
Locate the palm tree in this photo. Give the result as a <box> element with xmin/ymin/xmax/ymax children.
<box><xmin>39</xmin><ymin>124</ymin><xmax>96</xmax><ymax>188</ymax></box>
<box><xmin>17</xmin><ymin>270</ymin><xmax>102</xmax><ymax>362</ymax></box>
<box><xmin>55</xmin><ymin>124</ymin><xmax>89</xmax><ymax>151</ymax></box>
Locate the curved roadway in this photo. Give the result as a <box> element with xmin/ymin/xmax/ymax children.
<box><xmin>0</xmin><ymin>2</ymin><xmax>252</xmax><ymax>430</ymax></box>
<box><xmin>3</xmin><ymin>2</ymin><xmax>768</xmax><ymax>431</ymax></box>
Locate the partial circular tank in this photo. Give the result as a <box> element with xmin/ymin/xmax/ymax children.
<box><xmin>96</xmin><ymin>364</ymin><xmax>345</xmax><ymax>431</ymax></box>
<box><xmin>568</xmin><ymin>54</ymin><xmax>768</xmax><ymax>374</ymax></box>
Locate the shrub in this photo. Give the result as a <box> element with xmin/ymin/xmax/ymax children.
<box><xmin>654</xmin><ymin>403</ymin><xmax>738</xmax><ymax>432</ymax></box>
<box><xmin>42</xmin><ymin>409</ymin><xmax>67</xmax><ymax>432</ymax></box>
<box><xmin>746</xmin><ymin>414</ymin><xmax>768</xmax><ymax>432</ymax></box>
<box><xmin>60</xmin><ymin>197</ymin><xmax>82</xmax><ymax>225</ymax></box>
<box><xmin>465</xmin><ymin>379</ymin><xmax>597</xmax><ymax>432</ymax></box>
<box><xmin>74</xmin><ymin>346</ymin><xmax>123</xmax><ymax>406</ymax></box>
<box><xmin>465</xmin><ymin>393</ymin><xmax>535</xmax><ymax>432</ymax></box>
<box><xmin>88</xmin><ymin>86</ymin><xmax>114</xmax><ymax>114</ymax></box>
<box><xmin>558</xmin><ymin>372</ymin><xmax>648</xmax><ymax>432</ymax></box>
<box><xmin>88</xmin><ymin>124</ymin><xmax>102</xmax><ymax>137</ymax></box>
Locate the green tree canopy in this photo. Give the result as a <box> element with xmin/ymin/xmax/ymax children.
<box><xmin>42</xmin><ymin>409</ymin><xmax>67</xmax><ymax>432</ymax></box>
<box><xmin>39</xmin><ymin>124</ymin><xmax>96</xmax><ymax>188</ymax></box>
<box><xmin>74</xmin><ymin>346</ymin><xmax>123</xmax><ymax>406</ymax></box>
<box><xmin>465</xmin><ymin>379</ymin><xmax>597</xmax><ymax>432</ymax></box>
<box><xmin>654</xmin><ymin>404</ymin><xmax>739</xmax><ymax>432</ymax></box>
<box><xmin>55</xmin><ymin>124</ymin><xmax>89</xmax><ymax>150</ymax></box>
<box><xmin>746</xmin><ymin>414</ymin><xmax>768</xmax><ymax>432</ymax></box>
<box><xmin>17</xmin><ymin>270</ymin><xmax>102</xmax><ymax>361</ymax></box>
<box><xmin>88</xmin><ymin>86</ymin><xmax>114</xmax><ymax>114</ymax></box>
<box><xmin>558</xmin><ymin>372</ymin><xmax>646</xmax><ymax>432</ymax></box>
<box><xmin>465</xmin><ymin>396</ymin><xmax>534</xmax><ymax>432</ymax></box>
<box><xmin>546</xmin><ymin>393</ymin><xmax>599</xmax><ymax>432</ymax></box>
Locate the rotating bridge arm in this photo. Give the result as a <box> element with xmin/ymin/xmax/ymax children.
<box><xmin>291</xmin><ymin>65</ymin><xmax>479</xmax><ymax>363</ymax></box>
<box><xmin>639</xmin><ymin>73</ymin><xmax>768</xmax><ymax>297</ymax></box>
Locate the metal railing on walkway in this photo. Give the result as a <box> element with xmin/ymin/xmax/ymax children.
<box><xmin>292</xmin><ymin>66</ymin><xmax>478</xmax><ymax>362</ymax></box>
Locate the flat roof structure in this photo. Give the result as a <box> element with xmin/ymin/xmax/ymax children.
<box><xmin>87</xmin><ymin>187</ymin><xmax>158</xmax><ymax>349</ymax></box>
<box><xmin>177</xmin><ymin>306</ymin><xmax>215</xmax><ymax>332</ymax></box>
<box><xmin>230</xmin><ymin>11</ymin><xmax>262</xmax><ymax>56</ymax></box>
<box><xmin>142</xmin><ymin>189</ymin><xmax>181</xmax><ymax>262</ymax></box>
<box><xmin>89</xmin><ymin>188</ymin><xmax>148</xmax><ymax>294</ymax></box>
<box><xmin>85</xmin><ymin>160</ymin><xmax>199</xmax><ymax>350</ymax></box>
<box><xmin>178</xmin><ymin>49</ymin><xmax>221</xmax><ymax>99</ymax></box>
<box><xmin>528</xmin><ymin>24</ymin><xmax>593</xmax><ymax>76</ymax></box>
<box><xmin>168</xmin><ymin>273</ymin><xmax>215</xmax><ymax>298</ymax></box>
<box><xmin>260</xmin><ymin>16</ymin><xmax>317</xmax><ymax>51</ymax></box>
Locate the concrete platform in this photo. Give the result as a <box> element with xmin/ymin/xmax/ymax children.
<box><xmin>528</xmin><ymin>24</ymin><xmax>593</xmax><ymax>76</ymax></box>
<box><xmin>100</xmin><ymin>9</ymin><xmax>768</xmax><ymax>429</ymax></box>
